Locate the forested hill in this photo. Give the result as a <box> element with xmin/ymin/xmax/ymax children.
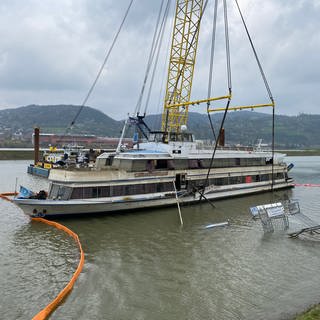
<box><xmin>0</xmin><ymin>104</ymin><xmax>121</xmax><ymax>137</ymax></box>
<box><xmin>0</xmin><ymin>104</ymin><xmax>319</xmax><ymax>148</ymax></box>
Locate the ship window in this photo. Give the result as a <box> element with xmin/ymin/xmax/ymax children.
<box><xmin>169</xmin><ymin>133</ymin><xmax>177</xmax><ymax>141</ymax></box>
<box><xmin>167</xmin><ymin>160</ymin><xmax>175</xmax><ymax>169</ymax></box>
<box><xmin>145</xmin><ymin>184</ymin><xmax>156</xmax><ymax>193</ymax></box>
<box><xmin>49</xmin><ymin>184</ymin><xmax>60</xmax><ymax>199</ymax></box>
<box><xmin>105</xmin><ymin>156</ymin><xmax>114</xmax><ymax>166</ymax></box>
<box><xmin>229</xmin><ymin>177</ymin><xmax>238</xmax><ymax>184</ymax></box>
<box><xmin>156</xmin><ymin>182</ymin><xmax>173</xmax><ymax>192</ymax></box>
<box><xmin>149</xmin><ymin>133</ymin><xmax>155</xmax><ymax>142</ymax></box>
<box><xmin>214</xmin><ymin>178</ymin><xmax>223</xmax><ymax>185</ymax></box>
<box><xmin>100</xmin><ymin>186</ymin><xmax>111</xmax><ymax>197</ymax></box>
<box><xmin>188</xmin><ymin>159</ymin><xmax>199</xmax><ymax>169</ymax></box>
<box><xmin>155</xmin><ymin>159</ymin><xmax>167</xmax><ymax>169</ymax></box>
<box><xmin>146</xmin><ymin>160</ymin><xmax>155</xmax><ymax>172</ymax></box>
<box><xmin>109</xmin><ymin>182</ymin><xmax>174</xmax><ymax>196</ymax></box>
<box><xmin>111</xmin><ymin>185</ymin><xmax>122</xmax><ymax>197</ymax></box>
<box><xmin>92</xmin><ymin>187</ymin><xmax>103</xmax><ymax>198</ymax></box>
<box><xmin>56</xmin><ymin>186</ymin><xmax>72</xmax><ymax>200</ymax></box>
<box><xmin>71</xmin><ymin>188</ymin><xmax>82</xmax><ymax>199</ymax></box>
<box><xmin>82</xmin><ymin>187</ymin><xmax>93</xmax><ymax>198</ymax></box>
<box><xmin>274</xmin><ymin>172</ymin><xmax>284</xmax><ymax>179</ymax></box>
<box><xmin>183</xmin><ymin>133</ymin><xmax>193</xmax><ymax>142</ymax></box>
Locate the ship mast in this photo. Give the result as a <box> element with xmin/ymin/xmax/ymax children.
<box><xmin>161</xmin><ymin>0</ymin><xmax>204</xmax><ymax>133</ymax></box>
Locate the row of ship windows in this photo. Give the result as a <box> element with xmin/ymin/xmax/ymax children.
<box><xmin>113</xmin><ymin>157</ymin><xmax>268</xmax><ymax>171</ymax></box>
<box><xmin>49</xmin><ymin>172</ymin><xmax>285</xmax><ymax>199</ymax></box>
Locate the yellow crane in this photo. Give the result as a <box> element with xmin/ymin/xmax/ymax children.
<box><xmin>161</xmin><ymin>0</ymin><xmax>204</xmax><ymax>133</ymax></box>
<box><xmin>161</xmin><ymin>0</ymin><xmax>274</xmax><ymax>135</ymax></box>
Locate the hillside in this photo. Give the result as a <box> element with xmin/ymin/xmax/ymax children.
<box><xmin>0</xmin><ymin>104</ymin><xmax>122</xmax><ymax>136</ymax></box>
<box><xmin>146</xmin><ymin>111</ymin><xmax>320</xmax><ymax>148</ymax></box>
<box><xmin>0</xmin><ymin>104</ymin><xmax>319</xmax><ymax>148</ymax></box>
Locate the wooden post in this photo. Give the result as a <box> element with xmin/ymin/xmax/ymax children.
<box><xmin>218</xmin><ymin>128</ymin><xmax>225</xmax><ymax>146</ymax></box>
<box><xmin>173</xmin><ymin>181</ymin><xmax>183</xmax><ymax>226</ymax></box>
<box><xmin>34</xmin><ymin>127</ymin><xmax>40</xmax><ymax>165</ymax></box>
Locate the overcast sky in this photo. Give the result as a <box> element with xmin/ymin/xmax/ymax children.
<box><xmin>0</xmin><ymin>0</ymin><xmax>319</xmax><ymax>120</ymax></box>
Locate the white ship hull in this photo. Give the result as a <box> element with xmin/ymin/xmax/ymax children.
<box><xmin>13</xmin><ymin>180</ymin><xmax>293</xmax><ymax>217</ymax></box>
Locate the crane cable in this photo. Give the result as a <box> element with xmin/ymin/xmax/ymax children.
<box><xmin>206</xmin><ymin>0</ymin><xmax>219</xmax><ymax>141</ymax></box>
<box><xmin>63</xmin><ymin>0</ymin><xmax>134</xmax><ymax>136</ymax></box>
<box><xmin>200</xmin><ymin>0</ymin><xmax>232</xmax><ymax>201</ymax></box>
<box><xmin>200</xmin><ymin>0</ymin><xmax>276</xmax><ymax>202</ymax></box>
<box><xmin>152</xmin><ymin>14</ymin><xmax>174</xmax><ymax>131</ymax></box>
<box><xmin>234</xmin><ymin>0</ymin><xmax>275</xmax><ymax>191</ymax></box>
<box><xmin>134</xmin><ymin>0</ymin><xmax>168</xmax><ymax>116</ymax></box>
<box><xmin>118</xmin><ymin>0</ymin><xmax>170</xmax><ymax>146</ymax></box>
<box><xmin>234</xmin><ymin>0</ymin><xmax>274</xmax><ymax>102</ymax></box>
<box><xmin>142</xmin><ymin>0</ymin><xmax>171</xmax><ymax>116</ymax></box>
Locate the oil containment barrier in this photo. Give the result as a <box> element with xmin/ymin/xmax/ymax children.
<box><xmin>31</xmin><ymin>218</ymin><xmax>85</xmax><ymax>320</ymax></box>
<box><xmin>0</xmin><ymin>191</ymin><xmax>17</xmax><ymax>200</ymax></box>
<box><xmin>0</xmin><ymin>192</ymin><xmax>85</xmax><ymax>320</ymax></box>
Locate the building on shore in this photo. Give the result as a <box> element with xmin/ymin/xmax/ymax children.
<box><xmin>32</xmin><ymin>133</ymin><xmax>133</xmax><ymax>149</ymax></box>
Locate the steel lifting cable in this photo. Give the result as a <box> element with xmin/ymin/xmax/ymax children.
<box><xmin>234</xmin><ymin>0</ymin><xmax>276</xmax><ymax>191</ymax></box>
<box><xmin>134</xmin><ymin>0</ymin><xmax>167</xmax><ymax>116</ymax></box>
<box><xmin>119</xmin><ymin>0</ymin><xmax>169</xmax><ymax>145</ymax></box>
<box><xmin>206</xmin><ymin>0</ymin><xmax>219</xmax><ymax>141</ymax></box>
<box><xmin>200</xmin><ymin>0</ymin><xmax>232</xmax><ymax>201</ymax></box>
<box><xmin>63</xmin><ymin>0</ymin><xmax>134</xmax><ymax>136</ymax></box>
<box><xmin>142</xmin><ymin>0</ymin><xmax>171</xmax><ymax>116</ymax></box>
<box><xmin>234</xmin><ymin>0</ymin><xmax>273</xmax><ymax>102</ymax></box>
<box><xmin>152</xmin><ymin>8</ymin><xmax>175</xmax><ymax>131</ymax></box>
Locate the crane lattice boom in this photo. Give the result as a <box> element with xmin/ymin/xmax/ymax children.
<box><xmin>162</xmin><ymin>0</ymin><xmax>204</xmax><ymax>133</ymax></box>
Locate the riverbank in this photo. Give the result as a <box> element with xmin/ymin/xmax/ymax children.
<box><xmin>1</xmin><ymin>148</ymin><xmax>320</xmax><ymax>160</ymax></box>
<box><xmin>280</xmin><ymin>149</ymin><xmax>320</xmax><ymax>156</ymax></box>
<box><xmin>295</xmin><ymin>304</ymin><xmax>320</xmax><ymax>319</ymax></box>
<box><xmin>0</xmin><ymin>149</ymin><xmax>35</xmax><ymax>160</ymax></box>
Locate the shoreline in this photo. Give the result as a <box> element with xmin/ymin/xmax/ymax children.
<box><xmin>1</xmin><ymin>149</ymin><xmax>320</xmax><ymax>161</ymax></box>
<box><xmin>295</xmin><ymin>304</ymin><xmax>320</xmax><ymax>319</ymax></box>
<box><xmin>0</xmin><ymin>150</ymin><xmax>35</xmax><ymax>160</ymax></box>
<box><xmin>279</xmin><ymin>149</ymin><xmax>320</xmax><ymax>156</ymax></box>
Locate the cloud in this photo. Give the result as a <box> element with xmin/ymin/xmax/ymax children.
<box><xmin>0</xmin><ymin>0</ymin><xmax>319</xmax><ymax>120</ymax></box>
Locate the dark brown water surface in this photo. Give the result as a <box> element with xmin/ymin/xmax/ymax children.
<box><xmin>1</xmin><ymin>157</ymin><xmax>320</xmax><ymax>319</ymax></box>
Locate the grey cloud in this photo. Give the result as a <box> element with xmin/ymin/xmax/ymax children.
<box><xmin>0</xmin><ymin>0</ymin><xmax>319</xmax><ymax>120</ymax></box>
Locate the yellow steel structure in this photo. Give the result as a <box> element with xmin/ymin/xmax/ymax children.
<box><xmin>208</xmin><ymin>102</ymin><xmax>275</xmax><ymax>113</ymax></box>
<box><xmin>162</xmin><ymin>0</ymin><xmax>204</xmax><ymax>133</ymax></box>
<box><xmin>161</xmin><ymin>0</ymin><xmax>273</xmax><ymax>133</ymax></box>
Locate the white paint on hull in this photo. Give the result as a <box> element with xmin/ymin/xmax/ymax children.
<box><xmin>13</xmin><ymin>180</ymin><xmax>293</xmax><ymax>217</ymax></box>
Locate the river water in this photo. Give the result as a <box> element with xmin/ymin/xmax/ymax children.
<box><xmin>1</xmin><ymin>157</ymin><xmax>320</xmax><ymax>320</ymax></box>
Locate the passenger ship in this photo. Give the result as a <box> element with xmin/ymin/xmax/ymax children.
<box><xmin>13</xmin><ymin>1</ymin><xmax>295</xmax><ymax>217</ymax></box>
<box><xmin>13</xmin><ymin>130</ymin><xmax>293</xmax><ymax>217</ymax></box>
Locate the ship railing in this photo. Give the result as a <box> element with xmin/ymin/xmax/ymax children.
<box><xmin>195</xmin><ymin>142</ymin><xmax>254</xmax><ymax>152</ymax></box>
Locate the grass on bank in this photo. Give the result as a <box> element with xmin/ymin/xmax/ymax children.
<box><xmin>0</xmin><ymin>150</ymin><xmax>34</xmax><ymax>160</ymax></box>
<box><xmin>280</xmin><ymin>149</ymin><xmax>320</xmax><ymax>156</ymax></box>
<box><xmin>295</xmin><ymin>304</ymin><xmax>320</xmax><ymax>320</ymax></box>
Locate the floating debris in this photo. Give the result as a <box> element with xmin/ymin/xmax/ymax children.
<box><xmin>204</xmin><ymin>221</ymin><xmax>229</xmax><ymax>229</ymax></box>
<box><xmin>289</xmin><ymin>225</ymin><xmax>320</xmax><ymax>238</ymax></box>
